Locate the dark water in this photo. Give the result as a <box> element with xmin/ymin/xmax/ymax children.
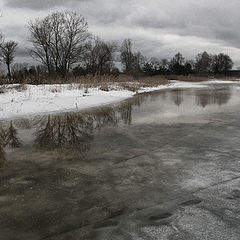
<box><xmin>1</xmin><ymin>84</ymin><xmax>240</xmax><ymax>240</ymax></box>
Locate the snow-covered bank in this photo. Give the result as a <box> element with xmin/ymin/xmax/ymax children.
<box><xmin>0</xmin><ymin>80</ymin><xmax>239</xmax><ymax>120</ymax></box>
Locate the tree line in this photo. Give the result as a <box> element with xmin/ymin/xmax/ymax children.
<box><xmin>142</xmin><ymin>51</ymin><xmax>233</xmax><ymax>77</ymax></box>
<box><xmin>0</xmin><ymin>10</ymin><xmax>234</xmax><ymax>83</ymax></box>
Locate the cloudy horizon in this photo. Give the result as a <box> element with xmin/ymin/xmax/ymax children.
<box><xmin>1</xmin><ymin>0</ymin><xmax>240</xmax><ymax>68</ymax></box>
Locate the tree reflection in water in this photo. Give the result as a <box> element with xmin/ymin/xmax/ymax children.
<box><xmin>195</xmin><ymin>88</ymin><xmax>231</xmax><ymax>107</ymax></box>
<box><xmin>119</xmin><ymin>102</ymin><xmax>132</xmax><ymax>125</ymax></box>
<box><xmin>35</xmin><ymin>114</ymin><xmax>94</xmax><ymax>152</ymax></box>
<box><xmin>117</xmin><ymin>92</ymin><xmax>160</xmax><ymax>125</ymax></box>
<box><xmin>0</xmin><ymin>122</ymin><xmax>22</xmax><ymax>166</ymax></box>
<box><xmin>7</xmin><ymin>121</ymin><xmax>22</xmax><ymax>148</ymax></box>
<box><xmin>35</xmin><ymin>107</ymin><xmax>121</xmax><ymax>153</ymax></box>
<box><xmin>0</xmin><ymin>142</ymin><xmax>6</xmax><ymax>167</ymax></box>
<box><xmin>0</xmin><ymin>103</ymin><xmax>133</xmax><ymax>164</ymax></box>
<box><xmin>168</xmin><ymin>88</ymin><xmax>232</xmax><ymax>107</ymax></box>
<box><xmin>0</xmin><ymin>127</ymin><xmax>6</xmax><ymax>166</ymax></box>
<box><xmin>171</xmin><ymin>90</ymin><xmax>184</xmax><ymax>106</ymax></box>
<box><xmin>92</xmin><ymin>107</ymin><xmax>118</xmax><ymax>129</ymax></box>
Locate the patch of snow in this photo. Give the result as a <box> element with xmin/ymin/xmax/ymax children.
<box><xmin>0</xmin><ymin>85</ymin><xmax>134</xmax><ymax>120</ymax></box>
<box><xmin>201</xmin><ymin>79</ymin><xmax>240</xmax><ymax>84</ymax></box>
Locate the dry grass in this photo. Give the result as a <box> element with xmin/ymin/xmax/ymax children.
<box><xmin>7</xmin><ymin>74</ymin><xmax>168</xmax><ymax>86</ymax></box>
<box><xmin>119</xmin><ymin>83</ymin><xmax>141</xmax><ymax>92</ymax></box>
<box><xmin>42</xmin><ymin>74</ymin><xmax>170</xmax><ymax>92</ymax></box>
<box><xmin>135</xmin><ymin>75</ymin><xmax>169</xmax><ymax>87</ymax></box>
<box><xmin>1</xmin><ymin>74</ymin><xmax>238</xmax><ymax>95</ymax></box>
<box><xmin>1</xmin><ymin>74</ymin><xmax>239</xmax><ymax>86</ymax></box>
<box><xmin>0</xmin><ymin>84</ymin><xmax>27</xmax><ymax>94</ymax></box>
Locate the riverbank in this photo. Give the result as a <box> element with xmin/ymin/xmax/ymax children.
<box><xmin>0</xmin><ymin>80</ymin><xmax>239</xmax><ymax>120</ymax></box>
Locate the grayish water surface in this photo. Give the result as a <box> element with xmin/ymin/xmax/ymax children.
<box><xmin>1</xmin><ymin>84</ymin><xmax>240</xmax><ymax>239</ymax></box>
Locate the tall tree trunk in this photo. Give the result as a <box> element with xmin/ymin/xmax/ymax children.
<box><xmin>47</xmin><ymin>64</ymin><xmax>51</xmax><ymax>80</ymax></box>
<box><xmin>7</xmin><ymin>62</ymin><xmax>12</xmax><ymax>84</ymax></box>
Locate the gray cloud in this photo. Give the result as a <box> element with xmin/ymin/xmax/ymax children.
<box><xmin>4</xmin><ymin>0</ymin><xmax>86</xmax><ymax>10</ymax></box>
<box><xmin>2</xmin><ymin>0</ymin><xmax>240</xmax><ymax>67</ymax></box>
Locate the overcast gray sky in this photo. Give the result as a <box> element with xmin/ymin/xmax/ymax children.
<box><xmin>1</xmin><ymin>0</ymin><xmax>240</xmax><ymax>67</ymax></box>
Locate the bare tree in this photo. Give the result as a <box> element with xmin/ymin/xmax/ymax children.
<box><xmin>169</xmin><ymin>52</ymin><xmax>185</xmax><ymax>74</ymax></box>
<box><xmin>28</xmin><ymin>17</ymin><xmax>53</xmax><ymax>76</ymax></box>
<box><xmin>133</xmin><ymin>51</ymin><xmax>144</xmax><ymax>72</ymax></box>
<box><xmin>0</xmin><ymin>40</ymin><xmax>18</xmax><ymax>82</ymax></box>
<box><xmin>28</xmin><ymin>11</ymin><xmax>89</xmax><ymax>78</ymax></box>
<box><xmin>170</xmin><ymin>52</ymin><xmax>185</xmax><ymax>66</ymax></box>
<box><xmin>82</xmin><ymin>37</ymin><xmax>116</xmax><ymax>75</ymax></box>
<box><xmin>120</xmin><ymin>39</ymin><xmax>135</xmax><ymax>73</ymax></box>
<box><xmin>0</xmin><ymin>33</ymin><xmax>3</xmax><ymax>46</ymax></box>
<box><xmin>211</xmin><ymin>53</ymin><xmax>233</xmax><ymax>74</ymax></box>
<box><xmin>195</xmin><ymin>51</ymin><xmax>212</xmax><ymax>75</ymax></box>
<box><xmin>120</xmin><ymin>39</ymin><xmax>145</xmax><ymax>77</ymax></box>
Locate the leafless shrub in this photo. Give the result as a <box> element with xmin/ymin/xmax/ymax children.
<box><xmin>84</xmin><ymin>87</ymin><xmax>89</xmax><ymax>94</ymax></box>
<box><xmin>120</xmin><ymin>83</ymin><xmax>140</xmax><ymax>92</ymax></box>
<box><xmin>100</xmin><ymin>84</ymin><xmax>109</xmax><ymax>91</ymax></box>
<box><xmin>12</xmin><ymin>84</ymin><xmax>28</xmax><ymax>92</ymax></box>
<box><xmin>0</xmin><ymin>86</ymin><xmax>6</xmax><ymax>94</ymax></box>
<box><xmin>49</xmin><ymin>87</ymin><xmax>62</xmax><ymax>93</ymax></box>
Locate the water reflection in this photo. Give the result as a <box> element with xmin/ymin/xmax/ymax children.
<box><xmin>117</xmin><ymin>91</ymin><xmax>166</xmax><ymax>126</ymax></box>
<box><xmin>35</xmin><ymin>114</ymin><xmax>94</xmax><ymax>152</ymax></box>
<box><xmin>171</xmin><ymin>90</ymin><xmax>184</xmax><ymax>106</ymax></box>
<box><xmin>195</xmin><ymin>88</ymin><xmax>231</xmax><ymax>107</ymax></box>
<box><xmin>0</xmin><ymin>146</ymin><xmax>5</xmax><ymax>166</ymax></box>
<box><xmin>35</xmin><ymin>107</ymin><xmax>122</xmax><ymax>153</ymax></box>
<box><xmin>92</xmin><ymin>107</ymin><xmax>118</xmax><ymax>129</ymax></box>
<box><xmin>0</xmin><ymin>122</ymin><xmax>22</xmax><ymax>166</ymax></box>
<box><xmin>119</xmin><ymin>102</ymin><xmax>132</xmax><ymax>125</ymax></box>
<box><xmin>0</xmin><ymin>142</ymin><xmax>6</xmax><ymax>167</ymax></box>
<box><xmin>0</xmin><ymin>85</ymin><xmax>237</xmax><ymax>166</ymax></box>
<box><xmin>7</xmin><ymin>122</ymin><xmax>22</xmax><ymax>148</ymax></box>
<box><xmin>0</xmin><ymin>127</ymin><xmax>6</xmax><ymax>166</ymax></box>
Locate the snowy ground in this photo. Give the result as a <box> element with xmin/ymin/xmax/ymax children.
<box><xmin>0</xmin><ymin>80</ymin><xmax>239</xmax><ymax>120</ymax></box>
